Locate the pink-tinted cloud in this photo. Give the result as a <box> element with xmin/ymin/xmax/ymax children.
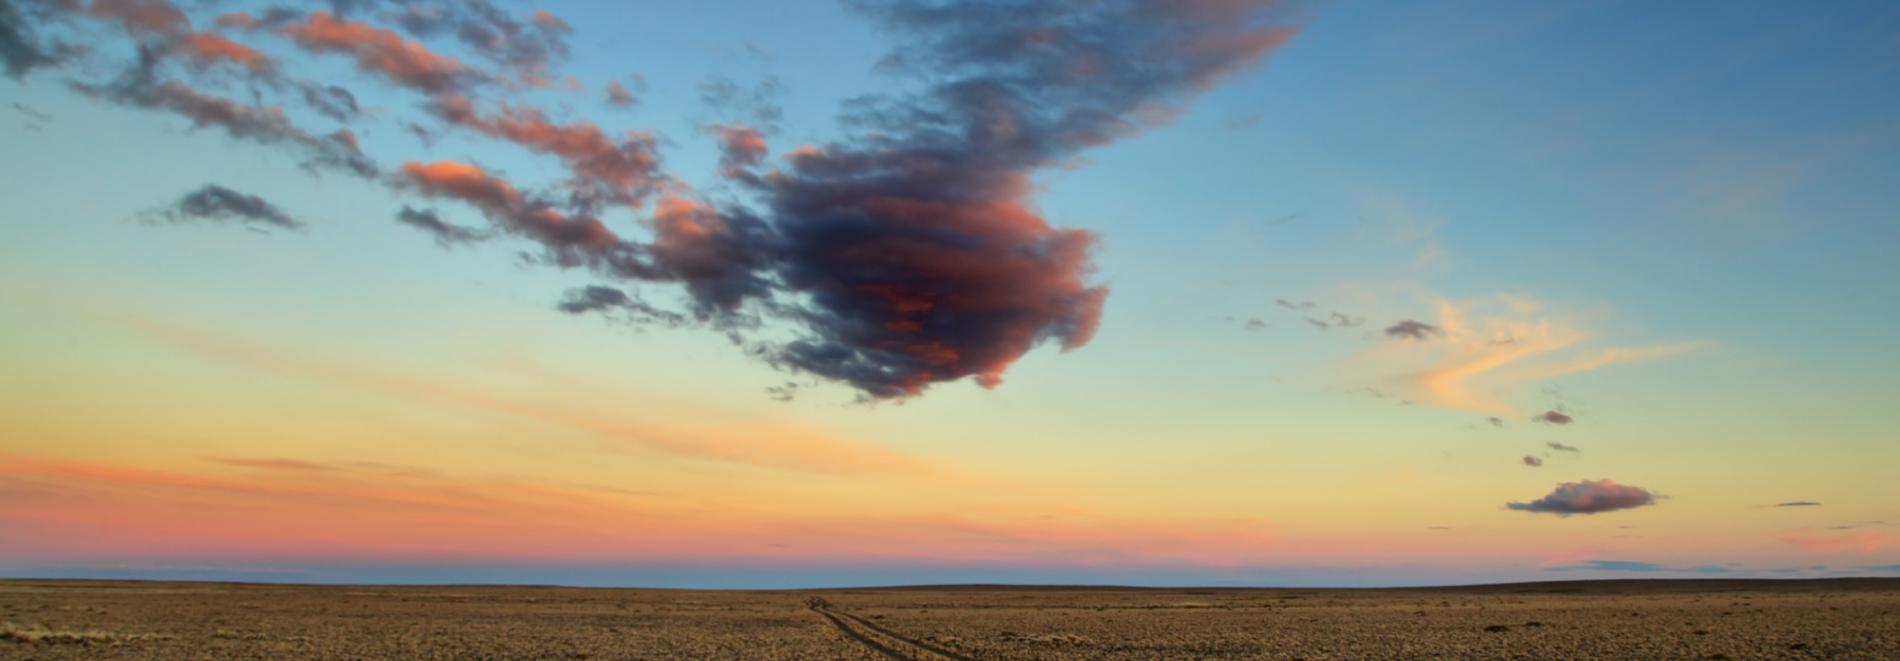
<box><xmin>91</xmin><ymin>309</ymin><xmax>944</xmax><ymax>479</ymax></box>
<box><xmin>705</xmin><ymin>123</ymin><xmax>767</xmax><ymax>181</ymax></box>
<box><xmin>1352</xmin><ymin>296</ymin><xmax>1698</xmax><ymax>416</ymax></box>
<box><xmin>1780</xmin><ymin>530</ymin><xmax>1893</xmax><ymax>554</ymax></box>
<box><xmin>277</xmin><ymin>11</ymin><xmax>476</xmax><ymax>94</ymax></box>
<box><xmin>82</xmin><ymin>0</ymin><xmax>272</xmax><ymax>73</ymax></box>
<box><xmin>180</xmin><ymin>32</ymin><xmax>272</xmax><ymax>72</ymax></box>
<box><xmin>86</xmin><ymin>0</ymin><xmax>189</xmax><ymax>38</ymax></box>
<box><xmin>0</xmin><ymin>452</ymin><xmax>1277</xmax><ymax>567</ymax></box>
<box><xmin>605</xmin><ymin>77</ymin><xmax>639</xmax><ymax>108</ymax></box>
<box><xmin>1508</xmin><ymin>479</ymin><xmax>1659</xmax><ymax>516</ymax></box>
<box><xmin>397</xmin><ymin>160</ymin><xmax>617</xmax><ymax>249</ymax></box>
<box><xmin>427</xmin><ymin>95</ymin><xmax>662</xmax><ymax>207</ymax></box>
<box><xmin>73</xmin><ymin>65</ymin><xmax>377</xmax><ymax>178</ymax></box>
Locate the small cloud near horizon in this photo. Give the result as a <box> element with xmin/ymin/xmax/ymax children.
<box><xmin>1385</xmin><ymin>320</ymin><xmax>1443</xmax><ymax>340</ymax></box>
<box><xmin>1508</xmin><ymin>479</ymin><xmax>1659</xmax><ymax>516</ymax></box>
<box><xmin>1534</xmin><ymin>410</ymin><xmax>1574</xmax><ymax>425</ymax></box>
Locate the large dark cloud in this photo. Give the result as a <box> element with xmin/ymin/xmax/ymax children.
<box><xmin>1508</xmin><ymin>479</ymin><xmax>1659</xmax><ymax>516</ymax></box>
<box><xmin>707</xmin><ymin>0</ymin><xmax>1297</xmax><ymax>398</ymax></box>
<box><xmin>149</xmin><ymin>184</ymin><xmax>301</xmax><ymax>229</ymax></box>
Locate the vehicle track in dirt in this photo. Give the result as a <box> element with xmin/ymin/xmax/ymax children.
<box><xmin>808</xmin><ymin>597</ymin><xmax>984</xmax><ymax>661</ymax></box>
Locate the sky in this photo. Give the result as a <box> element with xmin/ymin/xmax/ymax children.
<box><xmin>1</xmin><ymin>0</ymin><xmax>1898</xmax><ymax>589</ymax></box>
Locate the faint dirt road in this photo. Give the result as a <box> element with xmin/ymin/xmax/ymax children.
<box><xmin>809</xmin><ymin>596</ymin><xmax>984</xmax><ymax>661</ymax></box>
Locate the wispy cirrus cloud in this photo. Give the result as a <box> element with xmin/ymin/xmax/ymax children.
<box><xmin>145</xmin><ymin>184</ymin><xmax>303</xmax><ymax>230</ymax></box>
<box><xmin>0</xmin><ymin>451</ymin><xmax>1280</xmax><ymax>568</ymax></box>
<box><xmin>1345</xmin><ymin>295</ymin><xmax>1698</xmax><ymax>417</ymax></box>
<box><xmin>64</xmin><ymin>305</ymin><xmax>949</xmax><ymax>479</ymax></box>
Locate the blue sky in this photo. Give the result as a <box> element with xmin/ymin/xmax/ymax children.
<box><xmin>2</xmin><ymin>0</ymin><xmax>1897</xmax><ymax>587</ymax></box>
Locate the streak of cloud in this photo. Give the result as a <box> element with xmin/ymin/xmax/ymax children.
<box><xmin>269</xmin><ymin>10</ymin><xmax>482</xmax><ymax>94</ymax></box>
<box><xmin>97</xmin><ymin>310</ymin><xmax>947</xmax><ymax>478</ymax></box>
<box><xmin>1522</xmin><ymin>455</ymin><xmax>1543</xmax><ymax>467</ymax></box>
<box><xmin>71</xmin><ymin>47</ymin><xmax>379</xmax><ymax>178</ymax></box>
<box><xmin>1534</xmin><ymin>410</ymin><xmax>1574</xmax><ymax>425</ymax></box>
<box><xmin>11</xmin><ymin>101</ymin><xmax>49</xmax><ymax>121</ymax></box>
<box><xmin>427</xmin><ymin>94</ymin><xmax>664</xmax><ymax>209</ymax></box>
<box><xmin>556</xmin><ymin>285</ymin><xmax>685</xmax><ymax>326</ymax></box>
<box><xmin>1507</xmin><ymin>479</ymin><xmax>1659</xmax><ymax>516</ymax></box>
<box><xmin>394</xmin><ymin>206</ymin><xmax>485</xmax><ymax>246</ymax></box>
<box><xmin>1385</xmin><ymin>319</ymin><xmax>1442</xmax><ymax>340</ymax></box>
<box><xmin>146</xmin><ymin>184</ymin><xmax>302</xmax><ymax>230</ymax></box>
<box><xmin>397</xmin><ymin>160</ymin><xmax>616</xmax><ymax>248</ymax></box>
<box><xmin>1546</xmin><ymin>441</ymin><xmax>1580</xmax><ymax>454</ymax></box>
<box><xmin>1349</xmin><ymin>295</ymin><xmax>1699</xmax><ymax>417</ymax></box>
<box><xmin>1775</xmin><ymin>501</ymin><xmax>1822</xmax><ymax>507</ymax></box>
<box><xmin>297</xmin><ymin>83</ymin><xmax>359</xmax><ymax>122</ymax></box>
<box><xmin>0</xmin><ymin>451</ymin><xmax>1281</xmax><ymax>567</ymax></box>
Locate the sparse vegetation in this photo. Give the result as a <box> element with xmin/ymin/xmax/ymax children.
<box><xmin>0</xmin><ymin>579</ymin><xmax>1895</xmax><ymax>659</ymax></box>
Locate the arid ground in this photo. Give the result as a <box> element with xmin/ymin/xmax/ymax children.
<box><xmin>2</xmin><ymin>578</ymin><xmax>1896</xmax><ymax>660</ymax></box>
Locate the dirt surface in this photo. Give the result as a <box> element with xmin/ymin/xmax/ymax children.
<box><xmin>2</xmin><ymin>578</ymin><xmax>1897</xmax><ymax>660</ymax></box>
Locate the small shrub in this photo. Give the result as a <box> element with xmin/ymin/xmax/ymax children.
<box><xmin>1693</xmin><ymin>630</ymin><xmax>1710</xmax><ymax>636</ymax></box>
<box><xmin>1707</xmin><ymin>654</ymin><xmax>1732</xmax><ymax>661</ymax></box>
<box><xmin>1483</xmin><ymin>625</ymin><xmax>1510</xmax><ymax>633</ymax></box>
<box><xmin>1524</xmin><ymin>621</ymin><xmax>1543</xmax><ymax>627</ymax></box>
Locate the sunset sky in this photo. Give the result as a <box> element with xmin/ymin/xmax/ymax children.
<box><xmin>2</xmin><ymin>0</ymin><xmax>1898</xmax><ymax>588</ymax></box>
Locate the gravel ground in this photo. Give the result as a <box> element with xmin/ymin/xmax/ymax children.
<box><xmin>1</xmin><ymin>579</ymin><xmax>1896</xmax><ymax>660</ymax></box>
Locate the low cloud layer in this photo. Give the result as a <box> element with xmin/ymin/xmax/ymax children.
<box><xmin>1507</xmin><ymin>479</ymin><xmax>1659</xmax><ymax>516</ymax></box>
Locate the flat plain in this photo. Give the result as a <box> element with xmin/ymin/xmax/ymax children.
<box><xmin>2</xmin><ymin>578</ymin><xmax>1897</xmax><ymax>660</ymax></box>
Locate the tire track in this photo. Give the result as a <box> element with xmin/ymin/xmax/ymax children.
<box><xmin>832</xmin><ymin>609</ymin><xmax>983</xmax><ymax>661</ymax></box>
<box><xmin>807</xmin><ymin>597</ymin><xmax>984</xmax><ymax>661</ymax></box>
